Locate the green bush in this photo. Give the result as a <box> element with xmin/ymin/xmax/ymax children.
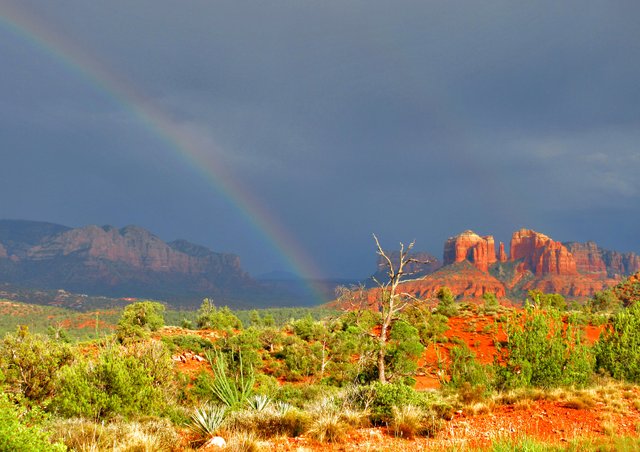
<box><xmin>0</xmin><ymin>327</ymin><xmax>74</xmax><ymax>405</ymax></box>
<box><xmin>385</xmin><ymin>321</ymin><xmax>425</xmax><ymax>381</ymax></box>
<box><xmin>366</xmin><ymin>382</ymin><xmax>425</xmax><ymax>424</ymax></box>
<box><xmin>161</xmin><ymin>334</ymin><xmax>215</xmax><ymax>354</ymax></box>
<box><xmin>275</xmin><ymin>336</ymin><xmax>320</xmax><ymax>381</ymax></box>
<box><xmin>495</xmin><ymin>307</ymin><xmax>594</xmax><ymax>389</ymax></box>
<box><xmin>116</xmin><ymin>301</ymin><xmax>165</xmax><ymax>342</ymax></box>
<box><xmin>0</xmin><ymin>392</ymin><xmax>66</xmax><ymax>451</ymax></box>
<box><xmin>447</xmin><ymin>344</ymin><xmax>493</xmax><ymax>393</ymax></box>
<box><xmin>435</xmin><ymin>287</ymin><xmax>458</xmax><ymax>317</ymax></box>
<box><xmin>52</xmin><ymin>342</ymin><xmax>174</xmax><ymax>419</ymax></box>
<box><xmin>527</xmin><ymin>290</ymin><xmax>567</xmax><ymax>311</ymax></box>
<box><xmin>402</xmin><ymin>305</ymin><xmax>449</xmax><ymax>345</ymax></box>
<box><xmin>595</xmin><ymin>303</ymin><xmax>640</xmax><ymax>382</ymax></box>
<box><xmin>482</xmin><ymin>292</ymin><xmax>501</xmax><ymax>315</ymax></box>
<box><xmin>196</xmin><ymin>299</ymin><xmax>242</xmax><ymax>330</ymax></box>
<box><xmin>589</xmin><ymin>289</ymin><xmax>622</xmax><ymax>313</ymax></box>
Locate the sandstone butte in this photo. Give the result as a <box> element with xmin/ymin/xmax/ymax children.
<box><xmin>401</xmin><ymin>228</ymin><xmax>639</xmax><ymax>301</ymax></box>
<box><xmin>443</xmin><ymin>230</ymin><xmax>497</xmax><ymax>272</ymax></box>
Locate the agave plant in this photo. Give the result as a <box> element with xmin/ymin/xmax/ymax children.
<box><xmin>273</xmin><ymin>401</ymin><xmax>293</xmax><ymax>416</ymax></box>
<box><xmin>189</xmin><ymin>403</ymin><xmax>226</xmax><ymax>439</ymax></box>
<box><xmin>247</xmin><ymin>394</ymin><xmax>271</xmax><ymax>412</ymax></box>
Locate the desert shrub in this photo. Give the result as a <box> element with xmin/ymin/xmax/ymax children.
<box><xmin>0</xmin><ymin>392</ymin><xmax>66</xmax><ymax>452</ymax></box>
<box><xmin>116</xmin><ymin>301</ymin><xmax>165</xmax><ymax>342</ymax></box>
<box><xmin>495</xmin><ymin>306</ymin><xmax>594</xmax><ymax>389</ymax></box>
<box><xmin>52</xmin><ymin>342</ymin><xmax>174</xmax><ymax>419</ymax></box>
<box><xmin>272</xmin><ymin>383</ymin><xmax>330</xmax><ymax>408</ymax></box>
<box><xmin>447</xmin><ymin>344</ymin><xmax>493</xmax><ymax>388</ymax></box>
<box><xmin>216</xmin><ymin>329</ymin><xmax>263</xmax><ymax>376</ymax></box>
<box><xmin>482</xmin><ymin>292</ymin><xmax>501</xmax><ymax>315</ymax></box>
<box><xmin>274</xmin><ymin>335</ymin><xmax>320</xmax><ymax>381</ymax></box>
<box><xmin>0</xmin><ymin>327</ymin><xmax>74</xmax><ymax>405</ymax></box>
<box><xmin>161</xmin><ymin>334</ymin><xmax>214</xmax><ymax>354</ymax></box>
<box><xmin>435</xmin><ymin>286</ymin><xmax>458</xmax><ymax>317</ymax></box>
<box><xmin>196</xmin><ymin>299</ymin><xmax>242</xmax><ymax>330</ymax></box>
<box><xmin>527</xmin><ymin>290</ymin><xmax>567</xmax><ymax>311</ymax></box>
<box><xmin>385</xmin><ymin>320</ymin><xmax>425</xmax><ymax>381</ymax></box>
<box><xmin>402</xmin><ymin>305</ymin><xmax>449</xmax><ymax>345</ymax></box>
<box><xmin>595</xmin><ymin>303</ymin><xmax>640</xmax><ymax>382</ymax></box>
<box><xmin>291</xmin><ymin>315</ymin><xmax>326</xmax><ymax>341</ymax></box>
<box><xmin>256</xmin><ymin>327</ymin><xmax>285</xmax><ymax>353</ymax></box>
<box><xmin>367</xmin><ymin>382</ymin><xmax>425</xmax><ymax>424</ymax></box>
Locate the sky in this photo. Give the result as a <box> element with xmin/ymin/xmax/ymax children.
<box><xmin>0</xmin><ymin>0</ymin><xmax>639</xmax><ymax>279</ymax></box>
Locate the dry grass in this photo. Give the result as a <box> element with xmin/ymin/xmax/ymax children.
<box><xmin>47</xmin><ymin>417</ymin><xmax>180</xmax><ymax>452</ymax></box>
<box><xmin>601</xmin><ymin>414</ymin><xmax>617</xmax><ymax>437</ymax></box>
<box><xmin>222</xmin><ymin>432</ymin><xmax>264</xmax><ymax>452</ymax></box>
<box><xmin>224</xmin><ymin>406</ymin><xmax>309</xmax><ymax>438</ymax></box>
<box><xmin>306</xmin><ymin>410</ymin><xmax>349</xmax><ymax>443</ymax></box>
<box><xmin>391</xmin><ymin>405</ymin><xmax>423</xmax><ymax>439</ymax></box>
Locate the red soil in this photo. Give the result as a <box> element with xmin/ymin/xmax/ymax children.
<box><xmin>261</xmin><ymin>393</ymin><xmax>640</xmax><ymax>451</ymax></box>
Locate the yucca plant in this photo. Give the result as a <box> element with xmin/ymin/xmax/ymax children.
<box><xmin>206</xmin><ymin>350</ymin><xmax>255</xmax><ymax>408</ymax></box>
<box><xmin>273</xmin><ymin>401</ymin><xmax>293</xmax><ymax>416</ymax></box>
<box><xmin>247</xmin><ymin>394</ymin><xmax>271</xmax><ymax>412</ymax></box>
<box><xmin>189</xmin><ymin>403</ymin><xmax>226</xmax><ymax>440</ymax></box>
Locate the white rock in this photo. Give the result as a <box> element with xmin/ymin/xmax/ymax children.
<box><xmin>203</xmin><ymin>436</ymin><xmax>226</xmax><ymax>449</ymax></box>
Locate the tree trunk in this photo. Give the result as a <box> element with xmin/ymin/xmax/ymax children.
<box><xmin>378</xmin><ymin>319</ymin><xmax>389</xmax><ymax>383</ymax></box>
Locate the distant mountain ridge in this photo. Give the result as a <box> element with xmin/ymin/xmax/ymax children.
<box><xmin>0</xmin><ymin>220</ymin><xmax>304</xmax><ymax>307</ymax></box>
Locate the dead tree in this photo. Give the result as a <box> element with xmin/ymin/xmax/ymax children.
<box><xmin>336</xmin><ymin>234</ymin><xmax>430</xmax><ymax>383</ymax></box>
<box><xmin>373</xmin><ymin>234</ymin><xmax>431</xmax><ymax>383</ymax></box>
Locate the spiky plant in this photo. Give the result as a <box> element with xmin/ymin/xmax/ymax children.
<box><xmin>190</xmin><ymin>404</ymin><xmax>227</xmax><ymax>440</ymax></box>
<box><xmin>247</xmin><ymin>394</ymin><xmax>271</xmax><ymax>412</ymax></box>
<box><xmin>206</xmin><ymin>350</ymin><xmax>255</xmax><ymax>409</ymax></box>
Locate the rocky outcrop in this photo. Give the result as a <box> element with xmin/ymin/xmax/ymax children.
<box><xmin>522</xmin><ymin>275</ymin><xmax>617</xmax><ymax>298</ymax></box>
<box><xmin>510</xmin><ymin>229</ymin><xmax>577</xmax><ymax>276</ymax></box>
<box><xmin>602</xmin><ymin>250</ymin><xmax>640</xmax><ymax>278</ymax></box>
<box><xmin>443</xmin><ymin>230</ymin><xmax>496</xmax><ymax>272</ymax></box>
<box><xmin>498</xmin><ymin>242</ymin><xmax>507</xmax><ymax>263</ymax></box>
<box><xmin>564</xmin><ymin>242</ymin><xmax>640</xmax><ymax>279</ymax></box>
<box><xmin>400</xmin><ymin>262</ymin><xmax>506</xmax><ymax>299</ymax></box>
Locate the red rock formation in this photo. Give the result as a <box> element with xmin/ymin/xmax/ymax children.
<box><xmin>498</xmin><ymin>242</ymin><xmax>507</xmax><ymax>262</ymax></box>
<box><xmin>603</xmin><ymin>250</ymin><xmax>640</xmax><ymax>277</ymax></box>
<box><xmin>443</xmin><ymin>230</ymin><xmax>496</xmax><ymax>272</ymax></box>
<box><xmin>400</xmin><ymin>262</ymin><xmax>506</xmax><ymax>299</ymax></box>
<box><xmin>564</xmin><ymin>242</ymin><xmax>608</xmax><ymax>278</ymax></box>
<box><xmin>0</xmin><ymin>243</ymin><xmax>7</xmax><ymax>259</ymax></box>
<box><xmin>510</xmin><ymin>229</ymin><xmax>577</xmax><ymax>276</ymax></box>
<box><xmin>523</xmin><ymin>275</ymin><xmax>618</xmax><ymax>298</ymax></box>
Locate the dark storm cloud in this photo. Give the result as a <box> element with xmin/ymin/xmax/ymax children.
<box><xmin>1</xmin><ymin>0</ymin><xmax>639</xmax><ymax>277</ymax></box>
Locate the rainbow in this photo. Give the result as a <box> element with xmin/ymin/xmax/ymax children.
<box><xmin>0</xmin><ymin>3</ymin><xmax>326</xmax><ymax>304</ymax></box>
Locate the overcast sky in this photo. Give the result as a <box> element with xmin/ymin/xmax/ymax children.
<box><xmin>1</xmin><ymin>0</ymin><xmax>639</xmax><ymax>278</ymax></box>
